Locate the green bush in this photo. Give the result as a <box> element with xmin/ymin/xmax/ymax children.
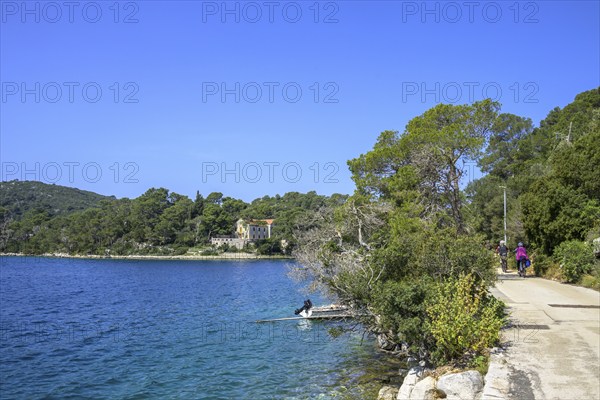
<box><xmin>554</xmin><ymin>240</ymin><xmax>596</xmax><ymax>283</ymax></box>
<box><xmin>415</xmin><ymin>230</ymin><xmax>496</xmax><ymax>285</ymax></box>
<box><xmin>255</xmin><ymin>238</ymin><xmax>282</xmax><ymax>255</ymax></box>
<box><xmin>532</xmin><ymin>252</ymin><xmax>553</xmax><ymax>277</ymax></box>
<box><xmin>371</xmin><ymin>278</ymin><xmax>435</xmax><ymax>353</ymax></box>
<box><xmin>172</xmin><ymin>246</ymin><xmax>189</xmax><ymax>255</ymax></box>
<box><xmin>201</xmin><ymin>248</ymin><xmax>219</xmax><ymax>256</ymax></box>
<box><xmin>426</xmin><ymin>274</ymin><xmax>505</xmax><ymax>364</ymax></box>
<box><xmin>581</xmin><ymin>274</ymin><xmax>600</xmax><ymax>291</ymax></box>
<box><xmin>219</xmin><ymin>243</ymin><xmax>231</xmax><ymax>252</ymax></box>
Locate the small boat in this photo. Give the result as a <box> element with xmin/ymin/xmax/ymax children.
<box><xmin>309</xmin><ymin>304</ymin><xmax>350</xmax><ymax>318</ymax></box>
<box><xmin>255</xmin><ymin>301</ymin><xmax>352</xmax><ymax>323</ymax></box>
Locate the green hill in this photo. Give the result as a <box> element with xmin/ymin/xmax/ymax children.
<box><xmin>0</xmin><ymin>180</ymin><xmax>115</xmax><ymax>220</ymax></box>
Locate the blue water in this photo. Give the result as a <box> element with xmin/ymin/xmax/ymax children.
<box><xmin>0</xmin><ymin>257</ymin><xmax>392</xmax><ymax>399</ymax></box>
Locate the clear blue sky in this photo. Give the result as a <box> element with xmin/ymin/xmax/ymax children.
<box><xmin>1</xmin><ymin>1</ymin><xmax>598</xmax><ymax>201</ymax></box>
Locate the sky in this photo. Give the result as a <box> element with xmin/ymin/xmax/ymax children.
<box><xmin>1</xmin><ymin>0</ymin><xmax>599</xmax><ymax>201</ymax></box>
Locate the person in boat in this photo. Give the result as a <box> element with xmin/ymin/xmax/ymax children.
<box><xmin>294</xmin><ymin>299</ymin><xmax>313</xmax><ymax>316</ymax></box>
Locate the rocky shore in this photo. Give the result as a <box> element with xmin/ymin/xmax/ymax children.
<box><xmin>377</xmin><ymin>352</ymin><xmax>509</xmax><ymax>400</ymax></box>
<box><xmin>0</xmin><ymin>252</ymin><xmax>293</xmax><ymax>261</ymax></box>
<box><xmin>375</xmin><ymin>330</ymin><xmax>510</xmax><ymax>400</ymax></box>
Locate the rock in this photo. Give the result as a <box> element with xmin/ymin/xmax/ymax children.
<box><xmin>397</xmin><ymin>367</ymin><xmax>423</xmax><ymax>400</ymax></box>
<box><xmin>377</xmin><ymin>334</ymin><xmax>397</xmax><ymax>351</ymax></box>
<box><xmin>406</xmin><ymin>356</ymin><xmax>418</xmax><ymax>369</ymax></box>
<box><xmin>481</xmin><ymin>354</ymin><xmax>510</xmax><ymax>400</ymax></box>
<box><xmin>378</xmin><ymin>386</ymin><xmax>399</xmax><ymax>400</ymax></box>
<box><xmin>409</xmin><ymin>376</ymin><xmax>437</xmax><ymax>400</ymax></box>
<box><xmin>437</xmin><ymin>370</ymin><xmax>484</xmax><ymax>400</ymax></box>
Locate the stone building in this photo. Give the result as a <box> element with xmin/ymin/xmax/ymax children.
<box><xmin>210</xmin><ymin>219</ymin><xmax>275</xmax><ymax>249</ymax></box>
<box><xmin>236</xmin><ymin>219</ymin><xmax>274</xmax><ymax>240</ymax></box>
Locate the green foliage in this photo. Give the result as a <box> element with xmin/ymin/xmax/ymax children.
<box><xmin>1</xmin><ymin>183</ymin><xmax>346</xmax><ymax>256</ymax></box>
<box><xmin>553</xmin><ymin>240</ymin><xmax>597</xmax><ymax>283</ymax></box>
<box><xmin>200</xmin><ymin>248</ymin><xmax>219</xmax><ymax>256</ymax></box>
<box><xmin>0</xmin><ymin>180</ymin><xmax>113</xmax><ymax>221</ymax></box>
<box><xmin>471</xmin><ymin>354</ymin><xmax>490</xmax><ymax>376</ymax></box>
<box><xmin>415</xmin><ymin>230</ymin><xmax>496</xmax><ymax>284</ymax></box>
<box><xmin>426</xmin><ymin>274</ymin><xmax>505</xmax><ymax>364</ymax></box>
<box><xmin>371</xmin><ymin>279</ymin><xmax>435</xmax><ymax>353</ymax></box>
<box><xmin>521</xmin><ymin>179</ymin><xmax>600</xmax><ymax>254</ymax></box>
<box><xmin>521</xmin><ymin>89</ymin><xmax>600</xmax><ymax>255</ymax></box>
<box><xmin>531</xmin><ymin>252</ymin><xmax>554</xmax><ymax>277</ymax></box>
<box><xmin>349</xmin><ymin>100</ymin><xmax>499</xmax><ymax>233</ymax></box>
<box><xmin>255</xmin><ymin>238</ymin><xmax>282</xmax><ymax>255</ymax></box>
<box><xmin>295</xmin><ymin>101</ymin><xmax>505</xmax><ymax>366</ymax></box>
<box><xmin>580</xmin><ymin>273</ymin><xmax>600</xmax><ymax>291</ymax></box>
<box><xmin>327</xmin><ymin>326</ymin><xmax>346</xmax><ymax>338</ymax></box>
<box><xmin>479</xmin><ymin>113</ymin><xmax>534</xmax><ymax>179</ymax></box>
<box><xmin>465</xmin><ymin>175</ymin><xmax>525</xmax><ymax>244</ymax></box>
<box><xmin>467</xmin><ymin>88</ymin><xmax>600</xmax><ymax>261</ymax></box>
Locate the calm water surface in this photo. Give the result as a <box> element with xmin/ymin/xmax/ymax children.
<box><xmin>0</xmin><ymin>257</ymin><xmax>399</xmax><ymax>399</ymax></box>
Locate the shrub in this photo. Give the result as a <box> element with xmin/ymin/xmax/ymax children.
<box><xmin>414</xmin><ymin>230</ymin><xmax>496</xmax><ymax>285</ymax></box>
<box><xmin>532</xmin><ymin>252</ymin><xmax>553</xmax><ymax>277</ymax></box>
<box><xmin>200</xmin><ymin>248</ymin><xmax>219</xmax><ymax>256</ymax></box>
<box><xmin>371</xmin><ymin>278</ymin><xmax>436</xmax><ymax>354</ymax></box>
<box><xmin>173</xmin><ymin>246</ymin><xmax>189</xmax><ymax>255</ymax></box>
<box><xmin>581</xmin><ymin>274</ymin><xmax>600</xmax><ymax>291</ymax></box>
<box><xmin>553</xmin><ymin>240</ymin><xmax>596</xmax><ymax>283</ymax></box>
<box><xmin>426</xmin><ymin>274</ymin><xmax>505</xmax><ymax>365</ymax></box>
<box><xmin>256</xmin><ymin>238</ymin><xmax>282</xmax><ymax>255</ymax></box>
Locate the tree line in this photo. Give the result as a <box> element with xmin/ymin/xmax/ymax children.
<box><xmin>0</xmin><ymin>186</ymin><xmax>347</xmax><ymax>256</ymax></box>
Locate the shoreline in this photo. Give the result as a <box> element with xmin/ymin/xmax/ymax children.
<box><xmin>0</xmin><ymin>252</ymin><xmax>294</xmax><ymax>261</ymax></box>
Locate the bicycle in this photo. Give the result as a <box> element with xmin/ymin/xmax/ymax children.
<box><xmin>500</xmin><ymin>254</ymin><xmax>508</xmax><ymax>273</ymax></box>
<box><xmin>517</xmin><ymin>257</ymin><xmax>527</xmax><ymax>277</ymax></box>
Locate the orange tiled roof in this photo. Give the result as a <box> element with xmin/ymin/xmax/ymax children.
<box><xmin>247</xmin><ymin>219</ymin><xmax>275</xmax><ymax>225</ymax></box>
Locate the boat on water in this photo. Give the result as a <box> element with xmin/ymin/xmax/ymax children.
<box><xmin>308</xmin><ymin>304</ymin><xmax>350</xmax><ymax>318</ymax></box>
<box><xmin>256</xmin><ymin>300</ymin><xmax>352</xmax><ymax>323</ymax></box>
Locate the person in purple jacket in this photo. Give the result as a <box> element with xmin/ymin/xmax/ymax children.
<box><xmin>514</xmin><ymin>242</ymin><xmax>528</xmax><ymax>277</ymax></box>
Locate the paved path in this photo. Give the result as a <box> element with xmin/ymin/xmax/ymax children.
<box><xmin>484</xmin><ymin>268</ymin><xmax>600</xmax><ymax>400</ymax></box>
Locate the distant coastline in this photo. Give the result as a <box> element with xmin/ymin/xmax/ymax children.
<box><xmin>0</xmin><ymin>252</ymin><xmax>293</xmax><ymax>261</ymax></box>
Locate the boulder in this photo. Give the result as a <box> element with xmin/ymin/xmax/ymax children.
<box><xmin>397</xmin><ymin>367</ymin><xmax>423</xmax><ymax>400</ymax></box>
<box><xmin>378</xmin><ymin>385</ymin><xmax>399</xmax><ymax>400</ymax></box>
<box><xmin>481</xmin><ymin>354</ymin><xmax>510</xmax><ymax>399</ymax></box>
<box><xmin>409</xmin><ymin>376</ymin><xmax>437</xmax><ymax>400</ymax></box>
<box><xmin>377</xmin><ymin>333</ymin><xmax>397</xmax><ymax>351</ymax></box>
<box><xmin>436</xmin><ymin>370</ymin><xmax>484</xmax><ymax>400</ymax></box>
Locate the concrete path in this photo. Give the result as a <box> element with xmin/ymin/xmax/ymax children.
<box><xmin>484</xmin><ymin>268</ymin><xmax>600</xmax><ymax>400</ymax></box>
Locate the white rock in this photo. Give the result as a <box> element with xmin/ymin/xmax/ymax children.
<box><xmin>481</xmin><ymin>354</ymin><xmax>510</xmax><ymax>400</ymax></box>
<box><xmin>409</xmin><ymin>376</ymin><xmax>437</xmax><ymax>400</ymax></box>
<box><xmin>436</xmin><ymin>370</ymin><xmax>483</xmax><ymax>400</ymax></box>
<box><xmin>378</xmin><ymin>385</ymin><xmax>399</xmax><ymax>400</ymax></box>
<box><xmin>397</xmin><ymin>367</ymin><xmax>423</xmax><ymax>400</ymax></box>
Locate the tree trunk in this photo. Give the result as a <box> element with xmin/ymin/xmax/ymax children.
<box><xmin>449</xmin><ymin>161</ymin><xmax>465</xmax><ymax>234</ymax></box>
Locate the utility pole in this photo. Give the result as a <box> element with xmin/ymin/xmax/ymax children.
<box><xmin>499</xmin><ymin>186</ymin><xmax>507</xmax><ymax>243</ymax></box>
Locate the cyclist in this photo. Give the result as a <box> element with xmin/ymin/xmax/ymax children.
<box><xmin>514</xmin><ymin>242</ymin><xmax>528</xmax><ymax>277</ymax></box>
<box><xmin>496</xmin><ymin>240</ymin><xmax>509</xmax><ymax>272</ymax></box>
